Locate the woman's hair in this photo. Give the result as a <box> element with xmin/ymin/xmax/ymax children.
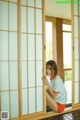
<box><xmin>46</xmin><ymin>60</ymin><xmax>58</xmax><ymax>75</ymax></box>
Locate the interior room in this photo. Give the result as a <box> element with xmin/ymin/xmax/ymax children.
<box><xmin>0</xmin><ymin>0</ymin><xmax>80</xmax><ymax>120</ymax></box>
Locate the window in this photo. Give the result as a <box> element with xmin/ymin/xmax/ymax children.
<box><xmin>45</xmin><ymin>22</ymin><xmax>53</xmax><ymax>61</ymax></box>
<box><xmin>63</xmin><ymin>24</ymin><xmax>72</xmax><ymax>104</ymax></box>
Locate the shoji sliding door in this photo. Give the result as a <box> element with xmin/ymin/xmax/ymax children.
<box><xmin>0</xmin><ymin>0</ymin><xmax>19</xmax><ymax>118</ymax></box>
<box><xmin>21</xmin><ymin>0</ymin><xmax>43</xmax><ymax>115</ymax></box>
<box><xmin>72</xmin><ymin>0</ymin><xmax>80</xmax><ymax>107</ymax></box>
<box><xmin>0</xmin><ymin>0</ymin><xmax>44</xmax><ymax>119</ymax></box>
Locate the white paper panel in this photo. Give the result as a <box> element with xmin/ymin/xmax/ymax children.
<box><xmin>36</xmin><ymin>35</ymin><xmax>42</xmax><ymax>60</ymax></box>
<box><xmin>21</xmin><ymin>6</ymin><xmax>27</xmax><ymax>33</ymax></box>
<box><xmin>74</xmin><ymin>16</ymin><xmax>78</xmax><ymax>37</ymax></box>
<box><xmin>0</xmin><ymin>1</ymin><xmax>8</xmax><ymax>30</ymax></box>
<box><xmin>10</xmin><ymin>62</ymin><xmax>18</xmax><ymax>90</ymax></box>
<box><xmin>28</xmin><ymin>61</ymin><xmax>35</xmax><ymax>87</ymax></box>
<box><xmin>22</xmin><ymin>89</ymin><xmax>28</xmax><ymax>114</ymax></box>
<box><xmin>74</xmin><ymin>82</ymin><xmax>79</xmax><ymax>104</ymax></box>
<box><xmin>28</xmin><ymin>0</ymin><xmax>34</xmax><ymax>7</ymax></box>
<box><xmin>28</xmin><ymin>8</ymin><xmax>34</xmax><ymax>33</ymax></box>
<box><xmin>10</xmin><ymin>32</ymin><xmax>18</xmax><ymax>60</ymax></box>
<box><xmin>1</xmin><ymin>92</ymin><xmax>9</xmax><ymax>112</ymax></box>
<box><xmin>0</xmin><ymin>92</ymin><xmax>1</xmax><ymax>108</ymax></box>
<box><xmin>21</xmin><ymin>0</ymin><xmax>26</xmax><ymax>5</ymax></box>
<box><xmin>22</xmin><ymin>62</ymin><xmax>27</xmax><ymax>88</ymax></box>
<box><xmin>36</xmin><ymin>0</ymin><xmax>42</xmax><ymax>8</ymax></box>
<box><xmin>74</xmin><ymin>60</ymin><xmax>79</xmax><ymax>81</ymax></box>
<box><xmin>37</xmin><ymin>87</ymin><xmax>43</xmax><ymax>112</ymax></box>
<box><xmin>9</xmin><ymin>0</ymin><xmax>17</xmax><ymax>2</ymax></box>
<box><xmin>74</xmin><ymin>4</ymin><xmax>78</xmax><ymax>15</ymax></box>
<box><xmin>36</xmin><ymin>9</ymin><xmax>42</xmax><ymax>34</ymax></box>
<box><xmin>21</xmin><ymin>34</ymin><xmax>27</xmax><ymax>60</ymax></box>
<box><xmin>0</xmin><ymin>32</ymin><xmax>8</xmax><ymax>60</ymax></box>
<box><xmin>28</xmin><ymin>34</ymin><xmax>35</xmax><ymax>60</ymax></box>
<box><xmin>29</xmin><ymin>88</ymin><xmax>35</xmax><ymax>113</ymax></box>
<box><xmin>74</xmin><ymin>38</ymin><xmax>79</xmax><ymax>60</ymax></box>
<box><xmin>0</xmin><ymin>92</ymin><xmax>1</xmax><ymax>112</ymax></box>
<box><xmin>10</xmin><ymin>91</ymin><xmax>19</xmax><ymax>118</ymax></box>
<box><xmin>9</xmin><ymin>3</ymin><xmax>17</xmax><ymax>31</ymax></box>
<box><xmin>0</xmin><ymin>62</ymin><xmax>9</xmax><ymax>90</ymax></box>
<box><xmin>36</xmin><ymin>61</ymin><xmax>42</xmax><ymax>86</ymax></box>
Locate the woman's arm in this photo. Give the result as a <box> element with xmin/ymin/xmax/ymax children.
<box><xmin>42</xmin><ymin>75</ymin><xmax>56</xmax><ymax>98</ymax></box>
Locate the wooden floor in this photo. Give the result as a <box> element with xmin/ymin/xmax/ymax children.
<box><xmin>41</xmin><ymin>109</ymin><xmax>80</xmax><ymax>120</ymax></box>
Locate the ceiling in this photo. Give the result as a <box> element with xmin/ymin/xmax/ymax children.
<box><xmin>45</xmin><ymin>0</ymin><xmax>71</xmax><ymax>20</ymax></box>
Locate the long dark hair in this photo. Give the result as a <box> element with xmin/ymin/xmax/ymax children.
<box><xmin>46</xmin><ymin>60</ymin><xmax>58</xmax><ymax>75</ymax></box>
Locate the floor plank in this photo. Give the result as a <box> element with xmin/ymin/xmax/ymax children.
<box><xmin>41</xmin><ymin>109</ymin><xmax>80</xmax><ymax>120</ymax></box>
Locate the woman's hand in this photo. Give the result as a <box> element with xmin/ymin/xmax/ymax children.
<box><xmin>42</xmin><ymin>75</ymin><xmax>48</xmax><ymax>86</ymax></box>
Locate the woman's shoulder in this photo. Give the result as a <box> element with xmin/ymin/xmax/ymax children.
<box><xmin>55</xmin><ymin>75</ymin><xmax>63</xmax><ymax>83</ymax></box>
<box><xmin>51</xmin><ymin>75</ymin><xmax>62</xmax><ymax>84</ymax></box>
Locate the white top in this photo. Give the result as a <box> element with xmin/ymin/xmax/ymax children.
<box><xmin>49</xmin><ymin>75</ymin><xmax>67</xmax><ymax>104</ymax></box>
<box><xmin>47</xmin><ymin>75</ymin><xmax>51</xmax><ymax>84</ymax></box>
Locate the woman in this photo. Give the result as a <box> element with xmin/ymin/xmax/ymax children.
<box><xmin>42</xmin><ymin>60</ymin><xmax>67</xmax><ymax>113</ymax></box>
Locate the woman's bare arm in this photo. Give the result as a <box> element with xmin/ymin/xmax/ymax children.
<box><xmin>42</xmin><ymin>75</ymin><xmax>56</xmax><ymax>98</ymax></box>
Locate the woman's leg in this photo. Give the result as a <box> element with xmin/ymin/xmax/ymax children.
<box><xmin>46</xmin><ymin>91</ymin><xmax>58</xmax><ymax>112</ymax></box>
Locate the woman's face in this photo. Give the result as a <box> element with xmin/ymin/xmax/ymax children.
<box><xmin>46</xmin><ymin>65</ymin><xmax>55</xmax><ymax>78</ymax></box>
<box><xmin>46</xmin><ymin>65</ymin><xmax>52</xmax><ymax>76</ymax></box>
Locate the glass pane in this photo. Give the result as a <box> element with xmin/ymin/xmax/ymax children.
<box><xmin>63</xmin><ymin>32</ymin><xmax>72</xmax><ymax>68</ymax></box>
<box><xmin>37</xmin><ymin>87</ymin><xmax>43</xmax><ymax>112</ymax></box>
<box><xmin>46</xmin><ymin>22</ymin><xmax>53</xmax><ymax>61</ymax></box>
<box><xmin>1</xmin><ymin>92</ymin><xmax>9</xmax><ymax>112</ymax></box>
<box><xmin>28</xmin><ymin>34</ymin><xmax>35</xmax><ymax>60</ymax></box>
<box><xmin>9</xmin><ymin>3</ymin><xmax>17</xmax><ymax>31</ymax></box>
<box><xmin>10</xmin><ymin>62</ymin><xmax>18</xmax><ymax>90</ymax></box>
<box><xmin>9</xmin><ymin>0</ymin><xmax>17</xmax><ymax>2</ymax></box>
<box><xmin>36</xmin><ymin>35</ymin><xmax>42</xmax><ymax>60</ymax></box>
<box><xmin>10</xmin><ymin>91</ymin><xmax>19</xmax><ymax>118</ymax></box>
<box><xmin>0</xmin><ymin>32</ymin><xmax>8</xmax><ymax>60</ymax></box>
<box><xmin>74</xmin><ymin>4</ymin><xmax>78</xmax><ymax>15</ymax></box>
<box><xmin>21</xmin><ymin>34</ymin><xmax>27</xmax><ymax>60</ymax></box>
<box><xmin>0</xmin><ymin>1</ymin><xmax>8</xmax><ymax>30</ymax></box>
<box><xmin>28</xmin><ymin>61</ymin><xmax>35</xmax><ymax>87</ymax></box>
<box><xmin>22</xmin><ymin>89</ymin><xmax>28</xmax><ymax>115</ymax></box>
<box><xmin>21</xmin><ymin>0</ymin><xmax>27</xmax><ymax>5</ymax></box>
<box><xmin>28</xmin><ymin>0</ymin><xmax>34</xmax><ymax>7</ymax></box>
<box><xmin>74</xmin><ymin>16</ymin><xmax>78</xmax><ymax>37</ymax></box>
<box><xmin>74</xmin><ymin>38</ymin><xmax>79</xmax><ymax>59</ymax></box>
<box><xmin>74</xmin><ymin>60</ymin><xmax>79</xmax><ymax>81</ymax></box>
<box><xmin>74</xmin><ymin>82</ymin><xmax>79</xmax><ymax>104</ymax></box>
<box><xmin>0</xmin><ymin>62</ymin><xmax>9</xmax><ymax>90</ymax></box>
<box><xmin>62</xmin><ymin>24</ymin><xmax>71</xmax><ymax>31</ymax></box>
<box><xmin>36</xmin><ymin>61</ymin><xmax>42</xmax><ymax>86</ymax></box>
<box><xmin>64</xmin><ymin>79</ymin><xmax>72</xmax><ymax>104</ymax></box>
<box><xmin>36</xmin><ymin>9</ymin><xmax>42</xmax><ymax>34</ymax></box>
<box><xmin>28</xmin><ymin>8</ymin><xmax>34</xmax><ymax>33</ymax></box>
<box><xmin>64</xmin><ymin>70</ymin><xmax>72</xmax><ymax>81</ymax></box>
<box><xmin>29</xmin><ymin>88</ymin><xmax>35</xmax><ymax>113</ymax></box>
<box><xmin>21</xmin><ymin>6</ymin><xmax>27</xmax><ymax>33</ymax></box>
<box><xmin>36</xmin><ymin>0</ymin><xmax>42</xmax><ymax>8</ymax></box>
<box><xmin>22</xmin><ymin>62</ymin><xmax>27</xmax><ymax>88</ymax></box>
<box><xmin>10</xmin><ymin>32</ymin><xmax>18</xmax><ymax>60</ymax></box>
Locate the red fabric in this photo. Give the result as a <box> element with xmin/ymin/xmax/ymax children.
<box><xmin>57</xmin><ymin>102</ymin><xmax>66</xmax><ymax>113</ymax></box>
